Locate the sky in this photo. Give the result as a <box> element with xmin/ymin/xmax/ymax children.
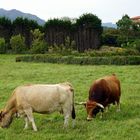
<box><xmin>0</xmin><ymin>0</ymin><xmax>140</xmax><ymax>23</ymax></box>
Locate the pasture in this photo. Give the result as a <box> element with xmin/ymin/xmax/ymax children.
<box><xmin>0</xmin><ymin>55</ymin><xmax>140</xmax><ymax>140</ymax></box>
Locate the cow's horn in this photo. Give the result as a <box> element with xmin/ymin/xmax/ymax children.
<box><xmin>75</xmin><ymin>102</ymin><xmax>86</xmax><ymax>105</ymax></box>
<box><xmin>96</xmin><ymin>103</ymin><xmax>104</xmax><ymax>109</ymax></box>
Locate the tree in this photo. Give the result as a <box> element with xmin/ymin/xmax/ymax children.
<box><xmin>76</xmin><ymin>13</ymin><xmax>102</xmax><ymax>30</ymax></box>
<box><xmin>117</xmin><ymin>14</ymin><xmax>133</xmax><ymax>36</ymax></box>
<box><xmin>44</xmin><ymin>18</ymin><xmax>72</xmax><ymax>46</ymax></box>
<box><xmin>74</xmin><ymin>13</ymin><xmax>103</xmax><ymax>51</ymax></box>
<box><xmin>116</xmin><ymin>14</ymin><xmax>140</xmax><ymax>46</ymax></box>
<box><xmin>0</xmin><ymin>17</ymin><xmax>12</xmax><ymax>46</ymax></box>
<box><xmin>0</xmin><ymin>38</ymin><xmax>6</xmax><ymax>53</ymax></box>
<box><xmin>30</xmin><ymin>29</ymin><xmax>48</xmax><ymax>54</ymax></box>
<box><xmin>13</xmin><ymin>17</ymin><xmax>40</xmax><ymax>48</ymax></box>
<box><xmin>116</xmin><ymin>15</ymin><xmax>133</xmax><ymax>45</ymax></box>
<box><xmin>102</xmin><ymin>28</ymin><xmax>119</xmax><ymax>46</ymax></box>
<box><xmin>10</xmin><ymin>34</ymin><xmax>26</xmax><ymax>53</ymax></box>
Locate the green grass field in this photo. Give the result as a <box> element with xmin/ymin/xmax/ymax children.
<box><xmin>0</xmin><ymin>55</ymin><xmax>140</xmax><ymax>140</ymax></box>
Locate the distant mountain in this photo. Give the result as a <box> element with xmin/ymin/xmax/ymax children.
<box><xmin>0</xmin><ymin>8</ymin><xmax>117</xmax><ymax>28</ymax></box>
<box><xmin>0</xmin><ymin>8</ymin><xmax>45</xmax><ymax>25</ymax></box>
<box><xmin>102</xmin><ymin>22</ymin><xmax>117</xmax><ymax>28</ymax></box>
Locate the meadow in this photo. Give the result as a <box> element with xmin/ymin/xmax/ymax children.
<box><xmin>0</xmin><ymin>55</ymin><xmax>139</xmax><ymax>140</ymax></box>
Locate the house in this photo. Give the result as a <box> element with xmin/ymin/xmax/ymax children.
<box><xmin>131</xmin><ymin>16</ymin><xmax>140</xmax><ymax>23</ymax></box>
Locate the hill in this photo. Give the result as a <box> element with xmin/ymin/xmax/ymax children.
<box><xmin>0</xmin><ymin>8</ymin><xmax>45</xmax><ymax>25</ymax></box>
<box><xmin>0</xmin><ymin>8</ymin><xmax>117</xmax><ymax>28</ymax></box>
<box><xmin>102</xmin><ymin>22</ymin><xmax>117</xmax><ymax>28</ymax></box>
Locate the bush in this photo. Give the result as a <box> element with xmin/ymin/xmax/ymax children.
<box><xmin>30</xmin><ymin>29</ymin><xmax>48</xmax><ymax>54</ymax></box>
<box><xmin>10</xmin><ymin>34</ymin><xmax>26</xmax><ymax>53</ymax></box>
<box><xmin>48</xmin><ymin>36</ymin><xmax>76</xmax><ymax>55</ymax></box>
<box><xmin>30</xmin><ymin>40</ymin><xmax>48</xmax><ymax>54</ymax></box>
<box><xmin>102</xmin><ymin>33</ymin><xmax>118</xmax><ymax>46</ymax></box>
<box><xmin>0</xmin><ymin>38</ymin><xmax>6</xmax><ymax>54</ymax></box>
<box><xmin>16</xmin><ymin>55</ymin><xmax>140</xmax><ymax>65</ymax></box>
<box><xmin>132</xmin><ymin>39</ymin><xmax>140</xmax><ymax>52</ymax></box>
<box><xmin>84</xmin><ymin>46</ymin><xmax>140</xmax><ymax>57</ymax></box>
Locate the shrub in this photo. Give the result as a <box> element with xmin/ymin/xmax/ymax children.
<box><xmin>132</xmin><ymin>39</ymin><xmax>140</xmax><ymax>52</ymax></box>
<box><xmin>16</xmin><ymin>55</ymin><xmax>140</xmax><ymax>65</ymax></box>
<box><xmin>0</xmin><ymin>38</ymin><xmax>6</xmax><ymax>54</ymax></box>
<box><xmin>84</xmin><ymin>46</ymin><xmax>140</xmax><ymax>57</ymax></box>
<box><xmin>102</xmin><ymin>29</ymin><xmax>119</xmax><ymax>46</ymax></box>
<box><xmin>48</xmin><ymin>36</ymin><xmax>76</xmax><ymax>55</ymax></box>
<box><xmin>30</xmin><ymin>40</ymin><xmax>48</xmax><ymax>54</ymax></box>
<box><xmin>30</xmin><ymin>29</ymin><xmax>48</xmax><ymax>54</ymax></box>
<box><xmin>10</xmin><ymin>34</ymin><xmax>26</xmax><ymax>53</ymax></box>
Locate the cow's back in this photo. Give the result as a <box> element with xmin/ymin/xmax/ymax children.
<box><xmin>105</xmin><ymin>75</ymin><xmax>121</xmax><ymax>104</ymax></box>
<box><xmin>15</xmin><ymin>84</ymin><xmax>73</xmax><ymax>113</ymax></box>
<box><xmin>89</xmin><ymin>74</ymin><xmax>121</xmax><ymax>106</ymax></box>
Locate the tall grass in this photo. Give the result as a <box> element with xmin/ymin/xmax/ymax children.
<box><xmin>0</xmin><ymin>55</ymin><xmax>139</xmax><ymax>140</ymax></box>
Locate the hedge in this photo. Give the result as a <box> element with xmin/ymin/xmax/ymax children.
<box><xmin>16</xmin><ymin>54</ymin><xmax>140</xmax><ymax>65</ymax></box>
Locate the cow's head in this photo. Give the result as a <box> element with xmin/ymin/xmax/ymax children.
<box><xmin>0</xmin><ymin>109</ymin><xmax>15</xmax><ymax>128</ymax></box>
<box><xmin>77</xmin><ymin>101</ymin><xmax>104</xmax><ymax>121</ymax></box>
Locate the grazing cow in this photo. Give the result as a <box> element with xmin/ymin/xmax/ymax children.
<box><xmin>0</xmin><ymin>82</ymin><xmax>76</xmax><ymax>131</ymax></box>
<box><xmin>78</xmin><ymin>74</ymin><xmax>121</xmax><ymax>121</ymax></box>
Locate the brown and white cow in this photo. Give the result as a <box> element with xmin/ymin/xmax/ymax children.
<box><xmin>0</xmin><ymin>82</ymin><xmax>76</xmax><ymax>131</ymax></box>
<box><xmin>78</xmin><ymin>74</ymin><xmax>121</xmax><ymax>120</ymax></box>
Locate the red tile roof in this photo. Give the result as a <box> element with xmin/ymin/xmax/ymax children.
<box><xmin>131</xmin><ymin>16</ymin><xmax>140</xmax><ymax>20</ymax></box>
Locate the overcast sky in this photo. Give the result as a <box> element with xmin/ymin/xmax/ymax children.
<box><xmin>0</xmin><ymin>0</ymin><xmax>139</xmax><ymax>23</ymax></box>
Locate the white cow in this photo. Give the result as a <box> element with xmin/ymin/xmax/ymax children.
<box><xmin>0</xmin><ymin>82</ymin><xmax>76</xmax><ymax>131</ymax></box>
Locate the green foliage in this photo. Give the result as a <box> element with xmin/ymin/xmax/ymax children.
<box><xmin>30</xmin><ymin>29</ymin><xmax>48</xmax><ymax>54</ymax></box>
<box><xmin>63</xmin><ymin>36</ymin><xmax>76</xmax><ymax>53</ymax></box>
<box><xmin>16</xmin><ymin>54</ymin><xmax>140</xmax><ymax>65</ymax></box>
<box><xmin>117</xmin><ymin>15</ymin><xmax>133</xmax><ymax>46</ymax></box>
<box><xmin>12</xmin><ymin>17</ymin><xmax>40</xmax><ymax>48</ymax></box>
<box><xmin>85</xmin><ymin>46</ymin><xmax>140</xmax><ymax>56</ymax></box>
<box><xmin>76</xmin><ymin>13</ymin><xmax>102</xmax><ymax>31</ymax></box>
<box><xmin>0</xmin><ymin>38</ymin><xmax>6</xmax><ymax>53</ymax></box>
<box><xmin>116</xmin><ymin>15</ymin><xmax>133</xmax><ymax>46</ymax></box>
<box><xmin>31</xmin><ymin>28</ymin><xmax>44</xmax><ymax>40</ymax></box>
<box><xmin>13</xmin><ymin>17</ymin><xmax>39</xmax><ymax>30</ymax></box>
<box><xmin>116</xmin><ymin>14</ymin><xmax>140</xmax><ymax>47</ymax></box>
<box><xmin>102</xmin><ymin>28</ymin><xmax>119</xmax><ymax>46</ymax></box>
<box><xmin>116</xmin><ymin>15</ymin><xmax>133</xmax><ymax>34</ymax></box>
<box><xmin>131</xmin><ymin>39</ymin><xmax>140</xmax><ymax>52</ymax></box>
<box><xmin>0</xmin><ymin>17</ymin><xmax>12</xmax><ymax>44</ymax></box>
<box><xmin>30</xmin><ymin>40</ymin><xmax>48</xmax><ymax>54</ymax></box>
<box><xmin>0</xmin><ymin>17</ymin><xmax>11</xmax><ymax>26</ymax></box>
<box><xmin>44</xmin><ymin>18</ymin><xmax>72</xmax><ymax>30</ymax></box>
<box><xmin>48</xmin><ymin>36</ymin><xmax>76</xmax><ymax>55</ymax></box>
<box><xmin>118</xmin><ymin>39</ymin><xmax>140</xmax><ymax>53</ymax></box>
<box><xmin>10</xmin><ymin>34</ymin><xmax>26</xmax><ymax>53</ymax></box>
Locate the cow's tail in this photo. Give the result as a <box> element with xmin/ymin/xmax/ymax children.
<box><xmin>70</xmin><ymin>88</ymin><xmax>76</xmax><ymax>128</ymax></box>
<box><xmin>72</xmin><ymin>104</ymin><xmax>76</xmax><ymax>119</ymax></box>
<box><xmin>71</xmin><ymin>88</ymin><xmax>76</xmax><ymax>120</ymax></box>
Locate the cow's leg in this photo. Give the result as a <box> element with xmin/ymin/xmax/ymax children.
<box><xmin>63</xmin><ymin>107</ymin><xmax>71</xmax><ymax>128</ymax></box>
<box><xmin>24</xmin><ymin>108</ymin><xmax>37</xmax><ymax>131</ymax></box>
<box><xmin>24</xmin><ymin>116</ymin><xmax>29</xmax><ymax>130</ymax></box>
<box><xmin>64</xmin><ymin>114</ymin><xmax>70</xmax><ymax>128</ymax></box>
<box><xmin>116</xmin><ymin>101</ymin><xmax>120</xmax><ymax>112</ymax></box>
<box><xmin>99</xmin><ymin>110</ymin><xmax>103</xmax><ymax>119</ymax></box>
<box><xmin>106</xmin><ymin>104</ymin><xmax>110</xmax><ymax>112</ymax></box>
